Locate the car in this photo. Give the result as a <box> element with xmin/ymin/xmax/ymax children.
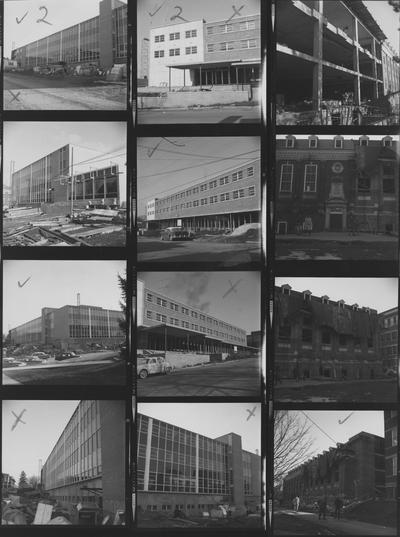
<box><xmin>55</xmin><ymin>352</ymin><xmax>80</xmax><ymax>361</ymax></box>
<box><xmin>137</xmin><ymin>357</ymin><xmax>173</xmax><ymax>379</ymax></box>
<box><xmin>160</xmin><ymin>227</ymin><xmax>194</xmax><ymax>241</ymax></box>
<box><xmin>31</xmin><ymin>351</ymin><xmax>50</xmax><ymax>358</ymax></box>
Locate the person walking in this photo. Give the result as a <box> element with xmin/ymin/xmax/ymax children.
<box><xmin>317</xmin><ymin>498</ymin><xmax>327</xmax><ymax>520</ymax></box>
<box><xmin>334</xmin><ymin>497</ymin><xmax>343</xmax><ymax>519</ymax></box>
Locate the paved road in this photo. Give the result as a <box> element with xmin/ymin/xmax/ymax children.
<box><xmin>138</xmin><ymin>237</ymin><xmax>260</xmax><ymax>267</ymax></box>
<box><xmin>4</xmin><ymin>73</ymin><xmax>126</xmax><ymax>110</ymax></box>
<box><xmin>138</xmin><ymin>105</ymin><xmax>261</xmax><ymax>124</ymax></box>
<box><xmin>138</xmin><ymin>357</ymin><xmax>261</xmax><ymax>397</ymax></box>
<box><xmin>3</xmin><ymin>351</ymin><xmax>126</xmax><ymax>385</ymax></box>
<box><xmin>274</xmin><ymin>510</ymin><xmax>396</xmax><ymax>536</ymax></box>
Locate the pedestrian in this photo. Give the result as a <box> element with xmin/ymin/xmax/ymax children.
<box><xmin>303</xmin><ymin>216</ymin><xmax>312</xmax><ymax>236</ymax></box>
<box><xmin>317</xmin><ymin>498</ymin><xmax>327</xmax><ymax>520</ymax></box>
<box><xmin>334</xmin><ymin>497</ymin><xmax>343</xmax><ymax>519</ymax></box>
<box><xmin>294</xmin><ymin>496</ymin><xmax>300</xmax><ymax>512</ymax></box>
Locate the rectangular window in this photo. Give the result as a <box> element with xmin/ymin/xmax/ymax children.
<box><xmin>247</xmin><ymin>166</ymin><xmax>254</xmax><ymax>177</ymax></box>
<box><xmin>239</xmin><ymin>20</ymin><xmax>256</xmax><ymax>30</ymax></box>
<box><xmin>220</xmin><ymin>193</ymin><xmax>230</xmax><ymax>201</ymax></box>
<box><xmin>280</xmin><ymin>164</ymin><xmax>293</xmax><ymax>192</ymax></box>
<box><xmin>209</xmin><ymin>180</ymin><xmax>217</xmax><ymax>189</ymax></box>
<box><xmin>239</xmin><ymin>189</ymin><xmax>245</xmax><ymax>198</ymax></box>
<box><xmin>219</xmin><ymin>24</ymin><xmax>233</xmax><ymax>33</ymax></box>
<box><xmin>185</xmin><ymin>46</ymin><xmax>197</xmax><ymax>54</ymax></box>
<box><xmin>248</xmin><ymin>186</ymin><xmax>255</xmax><ymax>196</ymax></box>
<box><xmin>146</xmin><ymin>293</ymin><xmax>153</xmax><ymax>302</ymax></box>
<box><xmin>185</xmin><ymin>29</ymin><xmax>197</xmax><ymax>38</ymax></box>
<box><xmin>220</xmin><ymin>42</ymin><xmax>234</xmax><ymax>51</ymax></box>
<box><xmin>146</xmin><ymin>311</ymin><xmax>152</xmax><ymax>319</ymax></box>
<box><xmin>154</xmin><ymin>50</ymin><xmax>164</xmax><ymax>58</ymax></box>
<box><xmin>155</xmin><ymin>35</ymin><xmax>165</xmax><ymax>43</ymax></box>
<box><xmin>309</xmin><ymin>138</ymin><xmax>317</xmax><ymax>148</ymax></box>
<box><xmin>169</xmin><ymin>32</ymin><xmax>180</xmax><ymax>40</ymax></box>
<box><xmin>200</xmin><ymin>184</ymin><xmax>207</xmax><ymax>191</ymax></box>
<box><xmin>169</xmin><ymin>48</ymin><xmax>180</xmax><ymax>56</ymax></box>
<box><xmin>304</xmin><ymin>164</ymin><xmax>317</xmax><ymax>192</ymax></box>
<box><xmin>219</xmin><ymin>176</ymin><xmax>229</xmax><ymax>185</ymax></box>
<box><xmin>200</xmin><ymin>198</ymin><xmax>207</xmax><ymax>205</ymax></box>
<box><xmin>207</xmin><ymin>26</ymin><xmax>214</xmax><ymax>35</ymax></box>
<box><xmin>232</xmin><ymin>171</ymin><xmax>243</xmax><ymax>182</ymax></box>
<box><xmin>334</xmin><ymin>138</ymin><xmax>343</xmax><ymax>149</ymax></box>
<box><xmin>240</xmin><ymin>39</ymin><xmax>257</xmax><ymax>49</ymax></box>
<box><xmin>207</xmin><ymin>43</ymin><xmax>215</xmax><ymax>52</ymax></box>
<box><xmin>233</xmin><ymin>190</ymin><xmax>239</xmax><ymax>199</ymax></box>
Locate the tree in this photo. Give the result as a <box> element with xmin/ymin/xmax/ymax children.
<box><xmin>18</xmin><ymin>470</ymin><xmax>28</xmax><ymax>488</ymax></box>
<box><xmin>28</xmin><ymin>475</ymin><xmax>39</xmax><ymax>489</ymax></box>
<box><xmin>118</xmin><ymin>272</ymin><xmax>128</xmax><ymax>333</ymax></box>
<box><xmin>274</xmin><ymin>411</ymin><xmax>315</xmax><ymax>486</ymax></box>
<box><xmin>387</xmin><ymin>1</ymin><xmax>400</xmax><ymax>13</ymax></box>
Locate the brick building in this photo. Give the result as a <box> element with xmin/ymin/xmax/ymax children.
<box><xmin>276</xmin><ymin>135</ymin><xmax>399</xmax><ymax>235</ymax></box>
<box><xmin>379</xmin><ymin>307</ymin><xmax>398</xmax><ymax>372</ymax></box>
<box><xmin>146</xmin><ymin>158</ymin><xmax>260</xmax><ymax>231</ymax></box>
<box><xmin>282</xmin><ymin>431</ymin><xmax>385</xmax><ymax>504</ymax></box>
<box><xmin>275</xmin><ymin>284</ymin><xmax>381</xmax><ymax>380</ymax></box>
<box><xmin>148</xmin><ymin>14</ymin><xmax>260</xmax><ymax>88</ymax></box>
<box><xmin>384</xmin><ymin>411</ymin><xmax>397</xmax><ymax>499</ymax></box>
<box><xmin>276</xmin><ymin>0</ymin><xmax>400</xmax><ymax>122</ymax></box>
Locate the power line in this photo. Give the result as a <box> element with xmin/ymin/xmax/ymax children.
<box><xmin>300</xmin><ymin>411</ymin><xmax>338</xmax><ymax>445</ymax></box>
<box><xmin>137</xmin><ymin>143</ymin><xmax>259</xmax><ymax>161</ymax></box>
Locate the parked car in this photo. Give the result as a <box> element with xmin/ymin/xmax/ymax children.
<box><xmin>31</xmin><ymin>351</ymin><xmax>50</xmax><ymax>359</ymax></box>
<box><xmin>137</xmin><ymin>357</ymin><xmax>173</xmax><ymax>379</ymax></box>
<box><xmin>160</xmin><ymin>227</ymin><xmax>194</xmax><ymax>241</ymax></box>
<box><xmin>55</xmin><ymin>352</ymin><xmax>80</xmax><ymax>361</ymax></box>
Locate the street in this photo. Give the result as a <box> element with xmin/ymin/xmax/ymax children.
<box><xmin>138</xmin><ymin>237</ymin><xmax>260</xmax><ymax>267</ymax></box>
<box><xmin>275</xmin><ymin>378</ymin><xmax>396</xmax><ymax>403</ymax></box>
<box><xmin>4</xmin><ymin>72</ymin><xmax>126</xmax><ymax>110</ymax></box>
<box><xmin>138</xmin><ymin>357</ymin><xmax>261</xmax><ymax>397</ymax></box>
<box><xmin>138</xmin><ymin>105</ymin><xmax>261</xmax><ymax>124</ymax></box>
<box><xmin>3</xmin><ymin>351</ymin><xmax>126</xmax><ymax>385</ymax></box>
<box><xmin>274</xmin><ymin>509</ymin><xmax>396</xmax><ymax>536</ymax></box>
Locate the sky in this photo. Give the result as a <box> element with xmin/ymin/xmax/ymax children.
<box><xmin>3</xmin><ymin>260</ymin><xmax>126</xmax><ymax>332</ymax></box>
<box><xmin>4</xmin><ymin>122</ymin><xmax>127</xmax><ymax>202</ymax></box>
<box><xmin>137</xmin><ymin>0</ymin><xmax>260</xmax><ymax>70</ymax></box>
<box><xmin>366</xmin><ymin>1</ymin><xmax>399</xmax><ymax>51</ymax></box>
<box><xmin>138</xmin><ymin>271</ymin><xmax>261</xmax><ymax>333</ymax></box>
<box><xmin>4</xmin><ymin>0</ymin><xmax>127</xmax><ymax>58</ymax></box>
<box><xmin>3</xmin><ymin>400</ymin><xmax>79</xmax><ymax>480</ymax></box>
<box><xmin>280</xmin><ymin>410</ymin><xmax>384</xmax><ymax>466</ymax></box>
<box><xmin>137</xmin><ymin>137</ymin><xmax>260</xmax><ymax>216</ymax></box>
<box><xmin>276</xmin><ymin>135</ymin><xmax>400</xmax><ymax>141</ymax></box>
<box><xmin>139</xmin><ymin>402</ymin><xmax>261</xmax><ymax>454</ymax></box>
<box><xmin>275</xmin><ymin>277</ymin><xmax>397</xmax><ymax>313</ymax></box>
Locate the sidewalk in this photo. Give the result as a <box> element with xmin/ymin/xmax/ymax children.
<box><xmin>277</xmin><ymin>232</ymin><xmax>397</xmax><ymax>243</ymax></box>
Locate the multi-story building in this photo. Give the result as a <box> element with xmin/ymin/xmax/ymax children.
<box><xmin>137</xmin><ymin>413</ymin><xmax>261</xmax><ymax>515</ymax></box>
<box><xmin>9</xmin><ymin>304</ymin><xmax>124</xmax><ymax>350</ymax></box>
<box><xmin>3</xmin><ymin>184</ymin><xmax>11</xmax><ymax>208</ymax></box>
<box><xmin>384</xmin><ymin>410</ymin><xmax>397</xmax><ymax>499</ymax></box>
<box><xmin>11</xmin><ymin>144</ymin><xmax>123</xmax><ymax>211</ymax></box>
<box><xmin>276</xmin><ymin>135</ymin><xmax>398</xmax><ymax>235</ymax></box>
<box><xmin>137</xmin><ymin>280</ymin><xmax>248</xmax><ymax>358</ymax></box>
<box><xmin>275</xmin><ymin>284</ymin><xmax>381</xmax><ymax>380</ymax></box>
<box><xmin>146</xmin><ymin>158</ymin><xmax>260</xmax><ymax>231</ymax></box>
<box><xmin>379</xmin><ymin>307</ymin><xmax>398</xmax><ymax>372</ymax></box>
<box><xmin>11</xmin><ymin>0</ymin><xmax>127</xmax><ymax>71</ymax></box>
<box><xmin>148</xmin><ymin>14</ymin><xmax>261</xmax><ymax>87</ymax></box>
<box><xmin>276</xmin><ymin>1</ymin><xmax>400</xmax><ymax>120</ymax></box>
<box><xmin>282</xmin><ymin>431</ymin><xmax>385</xmax><ymax>503</ymax></box>
<box><xmin>41</xmin><ymin>400</ymin><xmax>125</xmax><ymax>520</ymax></box>
<box><xmin>2</xmin><ymin>473</ymin><xmax>16</xmax><ymax>495</ymax></box>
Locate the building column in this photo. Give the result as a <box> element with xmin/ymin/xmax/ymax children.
<box><xmin>143</xmin><ymin>418</ymin><xmax>153</xmax><ymax>491</ymax></box>
<box><xmin>371</xmin><ymin>39</ymin><xmax>379</xmax><ymax>99</ymax></box>
<box><xmin>352</xmin><ymin>16</ymin><xmax>361</xmax><ymax>105</ymax></box>
<box><xmin>195</xmin><ymin>434</ymin><xmax>199</xmax><ymax>493</ymax></box>
<box><xmin>312</xmin><ymin>1</ymin><xmax>323</xmax><ymax>111</ymax></box>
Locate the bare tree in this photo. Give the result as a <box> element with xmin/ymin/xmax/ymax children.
<box><xmin>274</xmin><ymin>411</ymin><xmax>315</xmax><ymax>486</ymax></box>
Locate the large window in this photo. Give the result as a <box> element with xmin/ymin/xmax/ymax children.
<box><xmin>304</xmin><ymin>164</ymin><xmax>317</xmax><ymax>192</ymax></box>
<box><xmin>280</xmin><ymin>163</ymin><xmax>293</xmax><ymax>192</ymax></box>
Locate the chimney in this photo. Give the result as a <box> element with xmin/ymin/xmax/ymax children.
<box><xmin>77</xmin><ymin>293</ymin><xmax>81</xmax><ymax>307</ymax></box>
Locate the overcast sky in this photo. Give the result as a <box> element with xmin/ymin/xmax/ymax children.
<box><xmin>139</xmin><ymin>271</ymin><xmax>260</xmax><ymax>333</ymax></box>
<box><xmin>277</xmin><ymin>135</ymin><xmax>400</xmax><ymax>141</ymax></box>
<box><xmin>139</xmin><ymin>402</ymin><xmax>261</xmax><ymax>454</ymax></box>
<box><xmin>3</xmin><ymin>400</ymin><xmax>79</xmax><ymax>480</ymax></box>
<box><xmin>279</xmin><ymin>410</ymin><xmax>385</xmax><ymax>470</ymax></box>
<box><xmin>366</xmin><ymin>1</ymin><xmax>399</xmax><ymax>51</ymax></box>
<box><xmin>4</xmin><ymin>0</ymin><xmax>126</xmax><ymax>57</ymax></box>
<box><xmin>4</xmin><ymin>122</ymin><xmax>127</xmax><ymax>201</ymax></box>
<box><xmin>137</xmin><ymin>137</ymin><xmax>260</xmax><ymax>216</ymax></box>
<box><xmin>275</xmin><ymin>277</ymin><xmax>397</xmax><ymax>313</ymax></box>
<box><xmin>3</xmin><ymin>260</ymin><xmax>125</xmax><ymax>332</ymax></box>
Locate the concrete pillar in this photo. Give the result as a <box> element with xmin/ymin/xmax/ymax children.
<box><xmin>312</xmin><ymin>1</ymin><xmax>324</xmax><ymax>111</ymax></box>
<box><xmin>353</xmin><ymin>16</ymin><xmax>361</xmax><ymax>105</ymax></box>
<box><xmin>143</xmin><ymin>417</ymin><xmax>153</xmax><ymax>491</ymax></box>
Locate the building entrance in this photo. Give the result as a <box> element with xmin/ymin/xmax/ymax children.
<box><xmin>330</xmin><ymin>213</ymin><xmax>343</xmax><ymax>231</ymax></box>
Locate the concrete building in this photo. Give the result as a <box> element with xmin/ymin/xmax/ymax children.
<box><xmin>384</xmin><ymin>410</ymin><xmax>397</xmax><ymax>499</ymax></box>
<box><xmin>282</xmin><ymin>431</ymin><xmax>385</xmax><ymax>503</ymax></box>
<box><xmin>2</xmin><ymin>473</ymin><xmax>16</xmax><ymax>495</ymax></box>
<box><xmin>247</xmin><ymin>330</ymin><xmax>262</xmax><ymax>349</ymax></box>
<box><xmin>11</xmin><ymin>0</ymin><xmax>127</xmax><ymax>71</ymax></box>
<box><xmin>146</xmin><ymin>158</ymin><xmax>260</xmax><ymax>231</ymax></box>
<box><xmin>9</xmin><ymin>304</ymin><xmax>124</xmax><ymax>350</ymax></box>
<box><xmin>11</xmin><ymin>144</ymin><xmax>124</xmax><ymax>212</ymax></box>
<box><xmin>137</xmin><ymin>280</ymin><xmax>253</xmax><ymax>368</ymax></box>
<box><xmin>275</xmin><ymin>284</ymin><xmax>381</xmax><ymax>380</ymax></box>
<box><xmin>137</xmin><ymin>413</ymin><xmax>261</xmax><ymax>515</ymax></box>
<box><xmin>276</xmin><ymin>135</ymin><xmax>399</xmax><ymax>235</ymax></box>
<box><xmin>276</xmin><ymin>0</ymin><xmax>400</xmax><ymax>122</ymax></box>
<box><xmin>41</xmin><ymin>400</ymin><xmax>125</xmax><ymax>521</ymax></box>
<box><xmin>148</xmin><ymin>14</ymin><xmax>261</xmax><ymax>88</ymax></box>
<box><xmin>379</xmin><ymin>307</ymin><xmax>398</xmax><ymax>372</ymax></box>
<box><xmin>3</xmin><ymin>184</ymin><xmax>11</xmax><ymax>208</ymax></box>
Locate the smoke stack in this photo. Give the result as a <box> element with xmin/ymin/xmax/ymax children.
<box><xmin>77</xmin><ymin>293</ymin><xmax>80</xmax><ymax>307</ymax></box>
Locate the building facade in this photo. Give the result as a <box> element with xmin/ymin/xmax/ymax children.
<box><xmin>11</xmin><ymin>0</ymin><xmax>127</xmax><ymax>70</ymax></box>
<box><xmin>276</xmin><ymin>136</ymin><xmax>398</xmax><ymax>235</ymax></box>
<box><xmin>148</xmin><ymin>14</ymin><xmax>261</xmax><ymax>87</ymax></box>
<box><xmin>11</xmin><ymin>144</ymin><xmax>122</xmax><ymax>210</ymax></box>
<box><xmin>276</xmin><ymin>0</ymin><xmax>400</xmax><ymax>118</ymax></box>
<box><xmin>146</xmin><ymin>158</ymin><xmax>260</xmax><ymax>231</ymax></box>
<box><xmin>282</xmin><ymin>431</ymin><xmax>385</xmax><ymax>504</ymax></box>
<box><xmin>384</xmin><ymin>410</ymin><xmax>397</xmax><ymax>499</ymax></box>
<box><xmin>137</xmin><ymin>413</ymin><xmax>261</xmax><ymax>515</ymax></box>
<box><xmin>379</xmin><ymin>307</ymin><xmax>398</xmax><ymax>372</ymax></box>
<box><xmin>275</xmin><ymin>284</ymin><xmax>381</xmax><ymax>380</ymax></box>
<box><xmin>137</xmin><ymin>280</ymin><xmax>248</xmax><ymax>355</ymax></box>
<box><xmin>41</xmin><ymin>400</ymin><xmax>125</xmax><ymax>520</ymax></box>
<box><xmin>9</xmin><ymin>304</ymin><xmax>124</xmax><ymax>350</ymax></box>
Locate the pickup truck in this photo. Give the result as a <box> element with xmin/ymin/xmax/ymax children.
<box><xmin>137</xmin><ymin>356</ymin><xmax>173</xmax><ymax>379</ymax></box>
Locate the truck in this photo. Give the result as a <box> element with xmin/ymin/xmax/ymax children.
<box><xmin>137</xmin><ymin>356</ymin><xmax>173</xmax><ymax>379</ymax></box>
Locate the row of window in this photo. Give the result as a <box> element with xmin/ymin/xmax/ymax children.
<box><xmin>284</xmin><ymin>136</ymin><xmax>393</xmax><ymax>149</ymax></box>
<box><xmin>207</xmin><ymin>20</ymin><xmax>256</xmax><ymax>34</ymax></box>
<box><xmin>154</xmin><ymin>29</ymin><xmax>197</xmax><ymax>43</ymax></box>
<box><xmin>154</xmin><ymin>46</ymin><xmax>198</xmax><ymax>58</ymax></box>
<box><xmin>207</xmin><ymin>39</ymin><xmax>257</xmax><ymax>52</ymax></box>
